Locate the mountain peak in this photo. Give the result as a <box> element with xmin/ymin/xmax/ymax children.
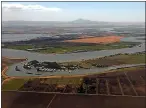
<box><xmin>71</xmin><ymin>18</ymin><xmax>93</xmax><ymax>23</ymax></box>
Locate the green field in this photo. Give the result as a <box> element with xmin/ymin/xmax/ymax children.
<box><xmin>62</xmin><ymin>52</ymin><xmax>145</xmax><ymax>68</ymax></box>
<box><xmin>109</xmin><ymin>65</ymin><xmax>145</xmax><ymax>73</ymax></box>
<box><xmin>5</xmin><ymin>42</ymin><xmax>140</xmax><ymax>54</ymax></box>
<box><xmin>2</xmin><ymin>78</ymin><xmax>29</xmax><ymax>91</ymax></box>
<box><xmin>2</xmin><ymin>77</ymin><xmax>83</xmax><ymax>91</ymax></box>
<box><xmin>89</xmin><ymin>65</ymin><xmax>146</xmax><ymax>77</ymax></box>
<box><xmin>6</xmin><ymin>45</ymin><xmax>33</xmax><ymax>50</ymax></box>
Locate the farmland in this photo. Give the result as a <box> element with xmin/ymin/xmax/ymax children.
<box><xmin>4</xmin><ymin>41</ymin><xmax>140</xmax><ymax>54</ymax></box>
<box><xmin>64</xmin><ymin>36</ymin><xmax>123</xmax><ymax>44</ymax></box>
<box><xmin>61</xmin><ymin>52</ymin><xmax>145</xmax><ymax>68</ymax></box>
<box><xmin>2</xmin><ymin>65</ymin><xmax>146</xmax><ymax>108</ymax></box>
<box><xmin>1</xmin><ymin>4</ymin><xmax>145</xmax><ymax>108</ymax></box>
<box><xmin>2</xmin><ymin>78</ymin><xmax>29</xmax><ymax>91</ymax></box>
<box><xmin>2</xmin><ymin>65</ymin><xmax>145</xmax><ymax>97</ymax></box>
<box><xmin>2</xmin><ymin>91</ymin><xmax>145</xmax><ymax>108</ymax></box>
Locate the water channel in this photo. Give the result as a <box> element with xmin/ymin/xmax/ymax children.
<box><xmin>2</xmin><ymin>36</ymin><xmax>145</xmax><ymax>76</ymax></box>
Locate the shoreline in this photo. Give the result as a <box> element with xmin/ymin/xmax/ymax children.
<box><xmin>1</xmin><ymin>57</ymin><xmax>28</xmax><ymax>84</ymax></box>
<box><xmin>2</xmin><ymin>54</ymin><xmax>145</xmax><ymax>78</ymax></box>
<box><xmin>2</xmin><ymin>64</ymin><xmax>145</xmax><ymax>85</ymax></box>
<box><xmin>2</xmin><ymin>65</ymin><xmax>145</xmax><ymax>86</ymax></box>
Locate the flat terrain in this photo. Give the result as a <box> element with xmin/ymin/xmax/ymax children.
<box><xmin>2</xmin><ymin>66</ymin><xmax>145</xmax><ymax>108</ymax></box>
<box><xmin>2</xmin><ymin>91</ymin><xmax>145</xmax><ymax>108</ymax></box>
<box><xmin>2</xmin><ymin>79</ymin><xmax>29</xmax><ymax>91</ymax></box>
<box><xmin>64</xmin><ymin>36</ymin><xmax>123</xmax><ymax>44</ymax></box>
<box><xmin>2</xmin><ymin>77</ymin><xmax>83</xmax><ymax>91</ymax></box>
<box><xmin>2</xmin><ymin>66</ymin><xmax>145</xmax><ymax>97</ymax></box>
<box><xmin>2</xmin><ymin>91</ymin><xmax>55</xmax><ymax>108</ymax></box>
<box><xmin>4</xmin><ymin>41</ymin><xmax>140</xmax><ymax>54</ymax></box>
<box><xmin>49</xmin><ymin>94</ymin><xmax>145</xmax><ymax>108</ymax></box>
<box><xmin>62</xmin><ymin>52</ymin><xmax>145</xmax><ymax>68</ymax></box>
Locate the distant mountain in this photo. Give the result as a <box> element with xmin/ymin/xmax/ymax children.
<box><xmin>71</xmin><ymin>18</ymin><xmax>91</xmax><ymax>23</ymax></box>
<box><xmin>2</xmin><ymin>19</ymin><xmax>144</xmax><ymax>27</ymax></box>
<box><xmin>71</xmin><ymin>18</ymin><xmax>99</xmax><ymax>24</ymax></box>
<box><xmin>2</xmin><ymin>19</ymin><xmax>108</xmax><ymax>27</ymax></box>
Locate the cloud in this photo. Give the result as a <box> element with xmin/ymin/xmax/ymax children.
<box><xmin>2</xmin><ymin>3</ymin><xmax>64</xmax><ymax>21</ymax></box>
<box><xmin>2</xmin><ymin>3</ymin><xmax>144</xmax><ymax>22</ymax></box>
<box><xmin>2</xmin><ymin>3</ymin><xmax>62</xmax><ymax>12</ymax></box>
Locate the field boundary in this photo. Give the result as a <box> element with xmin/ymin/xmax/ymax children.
<box><xmin>2</xmin><ymin>90</ymin><xmax>146</xmax><ymax>98</ymax></box>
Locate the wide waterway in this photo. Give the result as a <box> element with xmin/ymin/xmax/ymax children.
<box><xmin>2</xmin><ymin>42</ymin><xmax>145</xmax><ymax>62</ymax></box>
<box><xmin>2</xmin><ymin>36</ymin><xmax>145</xmax><ymax>76</ymax></box>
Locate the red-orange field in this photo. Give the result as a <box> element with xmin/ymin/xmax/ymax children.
<box><xmin>64</xmin><ymin>36</ymin><xmax>123</xmax><ymax>44</ymax></box>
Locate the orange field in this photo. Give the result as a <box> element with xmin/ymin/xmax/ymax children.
<box><xmin>64</xmin><ymin>36</ymin><xmax>123</xmax><ymax>44</ymax></box>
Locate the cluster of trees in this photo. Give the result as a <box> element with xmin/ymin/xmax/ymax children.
<box><xmin>24</xmin><ymin>60</ymin><xmax>61</xmax><ymax>69</ymax></box>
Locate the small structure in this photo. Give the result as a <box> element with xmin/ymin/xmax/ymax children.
<box><xmin>15</xmin><ymin>66</ymin><xmax>20</xmax><ymax>71</ymax></box>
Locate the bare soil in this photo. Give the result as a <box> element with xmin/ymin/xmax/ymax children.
<box><xmin>64</xmin><ymin>36</ymin><xmax>123</xmax><ymax>44</ymax></box>
<box><xmin>17</xmin><ymin>67</ymin><xmax>146</xmax><ymax>96</ymax></box>
<box><xmin>2</xmin><ymin>91</ymin><xmax>55</xmax><ymax>108</ymax></box>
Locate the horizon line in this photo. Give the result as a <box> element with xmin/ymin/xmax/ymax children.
<box><xmin>2</xmin><ymin>19</ymin><xmax>145</xmax><ymax>23</ymax></box>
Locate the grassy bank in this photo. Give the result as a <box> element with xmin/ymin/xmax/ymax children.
<box><xmin>61</xmin><ymin>52</ymin><xmax>145</xmax><ymax>68</ymax></box>
<box><xmin>2</xmin><ymin>77</ymin><xmax>83</xmax><ymax>91</ymax></box>
<box><xmin>2</xmin><ymin>78</ymin><xmax>29</xmax><ymax>91</ymax></box>
<box><xmin>88</xmin><ymin>65</ymin><xmax>146</xmax><ymax>77</ymax></box>
<box><xmin>5</xmin><ymin>45</ymin><xmax>33</xmax><ymax>50</ymax></box>
<box><xmin>5</xmin><ymin>42</ymin><xmax>140</xmax><ymax>54</ymax></box>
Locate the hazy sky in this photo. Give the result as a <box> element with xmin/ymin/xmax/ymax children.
<box><xmin>2</xmin><ymin>2</ymin><xmax>145</xmax><ymax>22</ymax></box>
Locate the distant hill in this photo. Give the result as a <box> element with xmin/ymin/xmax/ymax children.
<box><xmin>71</xmin><ymin>18</ymin><xmax>96</xmax><ymax>23</ymax></box>
<box><xmin>2</xmin><ymin>19</ymin><xmax>145</xmax><ymax>27</ymax></box>
<box><xmin>2</xmin><ymin>18</ymin><xmax>105</xmax><ymax>25</ymax></box>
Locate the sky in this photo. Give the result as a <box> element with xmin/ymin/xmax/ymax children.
<box><xmin>2</xmin><ymin>2</ymin><xmax>145</xmax><ymax>22</ymax></box>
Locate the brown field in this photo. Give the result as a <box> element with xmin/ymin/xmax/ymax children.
<box><xmin>12</xmin><ymin>66</ymin><xmax>145</xmax><ymax>97</ymax></box>
<box><xmin>49</xmin><ymin>94</ymin><xmax>145</xmax><ymax>108</ymax></box>
<box><xmin>64</xmin><ymin>36</ymin><xmax>123</xmax><ymax>44</ymax></box>
<box><xmin>2</xmin><ymin>91</ymin><xmax>55</xmax><ymax>108</ymax></box>
<box><xmin>2</xmin><ymin>66</ymin><xmax>146</xmax><ymax>108</ymax></box>
<box><xmin>2</xmin><ymin>91</ymin><xmax>145</xmax><ymax>108</ymax></box>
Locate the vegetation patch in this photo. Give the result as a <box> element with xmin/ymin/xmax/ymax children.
<box><xmin>2</xmin><ymin>78</ymin><xmax>29</xmax><ymax>91</ymax></box>
<box><xmin>4</xmin><ymin>42</ymin><xmax>140</xmax><ymax>54</ymax></box>
<box><xmin>61</xmin><ymin>52</ymin><xmax>145</xmax><ymax>69</ymax></box>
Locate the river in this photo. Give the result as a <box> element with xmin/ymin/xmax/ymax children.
<box><xmin>2</xmin><ymin>42</ymin><xmax>145</xmax><ymax>62</ymax></box>
<box><xmin>2</xmin><ymin>36</ymin><xmax>145</xmax><ymax>76</ymax></box>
